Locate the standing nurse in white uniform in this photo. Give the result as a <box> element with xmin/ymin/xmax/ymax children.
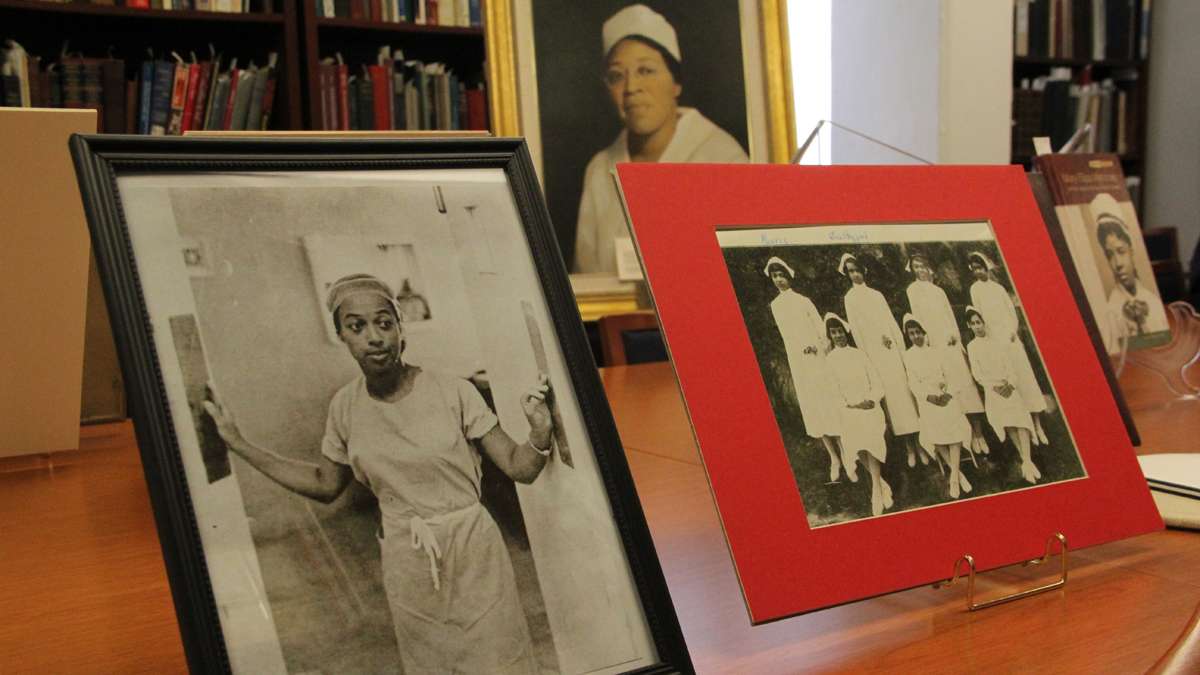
<box><xmin>573</xmin><ymin>3</ymin><xmax>749</xmax><ymax>274</ymax></box>
<box><xmin>764</xmin><ymin>256</ymin><xmax>843</xmax><ymax>482</ymax></box>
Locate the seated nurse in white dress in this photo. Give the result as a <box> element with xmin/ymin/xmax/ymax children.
<box><xmin>573</xmin><ymin>3</ymin><xmax>749</xmax><ymax>274</ymax></box>
<box><xmin>204</xmin><ymin>274</ymin><xmax>555</xmax><ymax>674</ymax></box>
<box><xmin>824</xmin><ymin>312</ymin><xmax>894</xmax><ymax>517</ymax></box>
<box><xmin>964</xmin><ymin>305</ymin><xmax>1041</xmax><ymax>485</ymax></box>
<box><xmin>901</xmin><ymin>313</ymin><xmax>973</xmax><ymax>500</ymax></box>
<box><xmin>966</xmin><ymin>251</ymin><xmax>1051</xmax><ymax>447</ymax></box>
<box><xmin>903</xmin><ymin>252</ymin><xmax>989</xmax><ymax>457</ymax></box>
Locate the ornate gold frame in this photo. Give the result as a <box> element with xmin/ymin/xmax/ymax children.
<box><xmin>485</xmin><ymin>0</ymin><xmax>796</xmax><ymax>163</ymax></box>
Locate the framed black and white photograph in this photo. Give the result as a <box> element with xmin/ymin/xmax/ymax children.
<box><xmin>490</xmin><ymin>0</ymin><xmax>793</xmax><ymax>275</ymax></box>
<box><xmin>718</xmin><ymin>222</ymin><xmax>1088</xmax><ymax>528</ymax></box>
<box><xmin>71</xmin><ymin>135</ymin><xmax>689</xmax><ymax>674</ymax></box>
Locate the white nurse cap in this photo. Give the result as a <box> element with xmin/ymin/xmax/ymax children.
<box><xmin>602</xmin><ymin>4</ymin><xmax>682</xmax><ymax>63</ymax></box>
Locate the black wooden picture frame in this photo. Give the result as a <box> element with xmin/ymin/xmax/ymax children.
<box><xmin>70</xmin><ymin>135</ymin><xmax>690</xmax><ymax>674</ymax></box>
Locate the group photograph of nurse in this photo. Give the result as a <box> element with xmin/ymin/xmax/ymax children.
<box><xmin>718</xmin><ymin>222</ymin><xmax>1087</xmax><ymax>528</ymax></box>
<box><xmin>137</xmin><ymin>169</ymin><xmax>662</xmax><ymax>673</ymax></box>
<box><xmin>524</xmin><ymin>0</ymin><xmax>752</xmax><ymax>274</ymax></box>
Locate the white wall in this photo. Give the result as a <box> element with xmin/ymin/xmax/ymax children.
<box><xmin>1144</xmin><ymin>0</ymin><xmax>1200</xmax><ymax>271</ymax></box>
<box><xmin>830</xmin><ymin>0</ymin><xmax>942</xmax><ymax>164</ymax></box>
<box><xmin>800</xmin><ymin>0</ymin><xmax>1012</xmax><ymax>165</ymax></box>
<box><xmin>938</xmin><ymin>0</ymin><xmax>1013</xmax><ymax>164</ymax></box>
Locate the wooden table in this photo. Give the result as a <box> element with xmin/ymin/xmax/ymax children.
<box><xmin>601</xmin><ymin>361</ymin><xmax>1200</xmax><ymax>674</ymax></box>
<box><xmin>1</xmin><ymin>363</ymin><xmax>1196</xmax><ymax>673</ymax></box>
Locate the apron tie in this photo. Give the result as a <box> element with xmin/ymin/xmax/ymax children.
<box><xmin>409</xmin><ymin>516</ymin><xmax>444</xmax><ymax>591</ymax></box>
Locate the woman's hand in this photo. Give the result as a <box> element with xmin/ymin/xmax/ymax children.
<box><xmin>803</xmin><ymin>345</ymin><xmax>818</xmax><ymax>355</ymax></box>
<box><xmin>882</xmin><ymin>336</ymin><xmax>893</xmax><ymax>349</ymax></box>
<box><xmin>521</xmin><ymin>373</ymin><xmax>554</xmax><ymax>446</ymax></box>
<box><xmin>202</xmin><ymin>385</ymin><xmax>247</xmax><ymax>452</ymax></box>
<box><xmin>947</xmin><ymin>335</ymin><xmax>958</xmax><ymax>347</ymax></box>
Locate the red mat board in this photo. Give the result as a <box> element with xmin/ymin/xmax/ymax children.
<box><xmin>615</xmin><ymin>163</ymin><xmax>1162</xmax><ymax>623</ymax></box>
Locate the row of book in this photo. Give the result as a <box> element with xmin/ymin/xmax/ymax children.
<box><xmin>28</xmin><ymin>0</ymin><xmax>267</xmax><ymax>12</ymax></box>
<box><xmin>315</xmin><ymin>49</ymin><xmax>485</xmax><ymax>131</ymax></box>
<box><xmin>1012</xmin><ymin>67</ymin><xmax>1140</xmax><ymax>159</ymax></box>
<box><xmin>1</xmin><ymin>41</ymin><xmax>277</xmax><ymax>134</ymax></box>
<box><xmin>1013</xmin><ymin>0</ymin><xmax>1151</xmax><ymax>61</ymax></box>
<box><xmin>314</xmin><ymin>0</ymin><xmax>480</xmax><ymax>26</ymax></box>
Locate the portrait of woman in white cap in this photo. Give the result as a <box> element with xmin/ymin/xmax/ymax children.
<box><xmin>903</xmin><ymin>252</ymin><xmax>989</xmax><ymax>456</ymax></box>
<box><xmin>203</xmin><ymin>273</ymin><xmax>555</xmax><ymax>674</ymax></box>
<box><xmin>901</xmin><ymin>313</ymin><xmax>974</xmax><ymax>499</ymax></box>
<box><xmin>572</xmin><ymin>3</ymin><xmax>749</xmax><ymax>274</ymax></box>
<box><xmin>838</xmin><ymin>253</ymin><xmax>924</xmax><ymax>469</ymax></box>
<box><xmin>764</xmin><ymin>256</ymin><xmax>844</xmax><ymax>482</ymax></box>
<box><xmin>966</xmin><ymin>251</ymin><xmax>1051</xmax><ymax>447</ymax></box>
<box><xmin>823</xmin><ymin>312</ymin><xmax>894</xmax><ymax>517</ymax></box>
<box><xmin>1089</xmin><ymin>195</ymin><xmax>1169</xmax><ymax>351</ymax></box>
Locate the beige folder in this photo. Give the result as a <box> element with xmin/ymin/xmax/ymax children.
<box><xmin>0</xmin><ymin>108</ymin><xmax>97</xmax><ymax>456</ymax></box>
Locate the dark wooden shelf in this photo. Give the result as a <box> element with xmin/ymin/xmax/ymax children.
<box><xmin>315</xmin><ymin>17</ymin><xmax>482</xmax><ymax>36</ymax></box>
<box><xmin>0</xmin><ymin>0</ymin><xmax>284</xmax><ymax>23</ymax></box>
<box><xmin>1014</xmin><ymin>55</ymin><xmax>1143</xmax><ymax>69</ymax></box>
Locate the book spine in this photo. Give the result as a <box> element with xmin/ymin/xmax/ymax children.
<box><xmin>180</xmin><ymin>63</ymin><xmax>202</xmax><ymax>132</ymax></box>
<box><xmin>244</xmin><ymin>69</ymin><xmax>269</xmax><ymax>131</ymax></box>
<box><xmin>468</xmin><ymin>0</ymin><xmax>478</xmax><ymax>26</ymax></box>
<box><xmin>229</xmin><ymin>70</ymin><xmax>254</xmax><ymax>130</ymax></box>
<box><xmin>258</xmin><ymin>74</ymin><xmax>277</xmax><ymax>129</ymax></box>
<box><xmin>465</xmin><ymin>86</ymin><xmax>486</xmax><ymax>130</ymax></box>
<box><xmin>336</xmin><ymin>64</ymin><xmax>350</xmax><ymax>130</ymax></box>
<box><xmin>125</xmin><ymin>79</ymin><xmax>139</xmax><ymax>133</ymax></box>
<box><xmin>148</xmin><ymin>61</ymin><xmax>175</xmax><ymax>135</ymax></box>
<box><xmin>221</xmin><ymin>68</ymin><xmax>240</xmax><ymax>129</ymax></box>
<box><xmin>166</xmin><ymin>61</ymin><xmax>190</xmax><ymax>135</ymax></box>
<box><xmin>188</xmin><ymin>63</ymin><xmax>213</xmax><ymax>131</ymax></box>
<box><xmin>101</xmin><ymin>59</ymin><xmax>126</xmax><ymax>134</ymax></box>
<box><xmin>138</xmin><ymin>61</ymin><xmax>154</xmax><ymax>134</ymax></box>
<box><xmin>369</xmin><ymin>64</ymin><xmax>390</xmax><ymax>129</ymax></box>
<box><xmin>370</xmin><ymin>0</ymin><xmax>381</xmax><ymax>21</ymax></box>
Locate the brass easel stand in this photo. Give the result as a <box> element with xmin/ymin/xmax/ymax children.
<box><xmin>933</xmin><ymin>533</ymin><xmax>1069</xmax><ymax>611</ymax></box>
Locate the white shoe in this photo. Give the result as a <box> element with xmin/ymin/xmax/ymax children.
<box><xmin>1021</xmin><ymin>463</ymin><xmax>1037</xmax><ymax>484</ymax></box>
<box><xmin>959</xmin><ymin>472</ymin><xmax>972</xmax><ymax>494</ymax></box>
<box><xmin>1037</xmin><ymin>424</ymin><xmax>1049</xmax><ymax>445</ymax></box>
<box><xmin>949</xmin><ymin>477</ymin><xmax>960</xmax><ymax>499</ymax></box>
<box><xmin>881</xmin><ymin>479</ymin><xmax>894</xmax><ymax>509</ymax></box>
<box><xmin>1031</xmin><ymin>462</ymin><xmax>1042</xmax><ymax>480</ymax></box>
<box><xmin>871</xmin><ymin>490</ymin><xmax>883</xmax><ymax>516</ymax></box>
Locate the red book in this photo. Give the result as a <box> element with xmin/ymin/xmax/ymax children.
<box><xmin>427</xmin><ymin>0</ymin><xmax>438</xmax><ymax>24</ymax></box>
<box><xmin>188</xmin><ymin>63</ymin><xmax>213</xmax><ymax>132</ymax></box>
<box><xmin>369</xmin><ymin>0</ymin><xmax>381</xmax><ymax>21</ymax></box>
<box><xmin>368</xmin><ymin>64</ymin><xmax>392</xmax><ymax>130</ymax></box>
<box><xmin>126</xmin><ymin>0</ymin><xmax>150</xmax><ymax>7</ymax></box>
<box><xmin>350</xmin><ymin>0</ymin><xmax>364</xmax><ymax>19</ymax></box>
<box><xmin>336</xmin><ymin>64</ymin><xmax>350</xmax><ymax>130</ymax></box>
<box><xmin>221</xmin><ymin>68</ymin><xmax>240</xmax><ymax>130</ymax></box>
<box><xmin>179</xmin><ymin>63</ymin><xmax>203</xmax><ymax>133</ymax></box>
<box><xmin>465</xmin><ymin>87</ymin><xmax>487</xmax><ymax>130</ymax></box>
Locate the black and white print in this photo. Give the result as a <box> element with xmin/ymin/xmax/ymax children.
<box><xmin>117</xmin><ymin>170</ymin><xmax>659</xmax><ymax>673</ymax></box>
<box><xmin>719</xmin><ymin>222</ymin><xmax>1087</xmax><ymax>528</ymax></box>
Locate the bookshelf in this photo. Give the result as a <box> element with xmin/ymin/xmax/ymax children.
<box><xmin>0</xmin><ymin>0</ymin><xmax>490</xmax><ymax>132</ymax></box>
<box><xmin>298</xmin><ymin>1</ymin><xmax>487</xmax><ymax>130</ymax></box>
<box><xmin>0</xmin><ymin>0</ymin><xmax>304</xmax><ymax>129</ymax></box>
<box><xmin>1011</xmin><ymin>0</ymin><xmax>1152</xmax><ymax>205</ymax></box>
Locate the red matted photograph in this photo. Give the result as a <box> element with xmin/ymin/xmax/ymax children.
<box><xmin>615</xmin><ymin>163</ymin><xmax>1162</xmax><ymax>623</ymax></box>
